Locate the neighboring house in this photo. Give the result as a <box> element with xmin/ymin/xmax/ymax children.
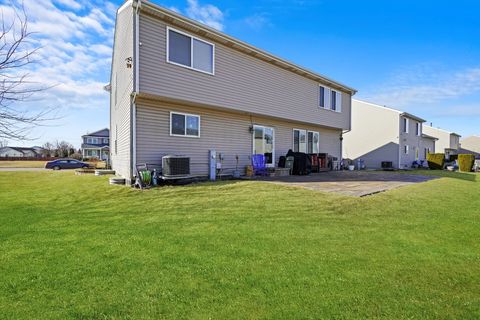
<box><xmin>343</xmin><ymin>99</ymin><xmax>432</xmax><ymax>169</ymax></box>
<box><xmin>423</xmin><ymin>126</ymin><xmax>461</xmax><ymax>159</ymax></box>
<box><xmin>460</xmin><ymin>135</ymin><xmax>480</xmax><ymax>156</ymax></box>
<box><xmin>81</xmin><ymin>128</ymin><xmax>110</xmax><ymax>160</ymax></box>
<box><xmin>0</xmin><ymin>147</ymin><xmax>39</xmax><ymax>157</ymax></box>
<box><xmin>109</xmin><ymin>1</ymin><xmax>357</xmax><ymax>182</ymax></box>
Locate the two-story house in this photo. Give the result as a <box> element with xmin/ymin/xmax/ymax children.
<box><xmin>109</xmin><ymin>0</ymin><xmax>357</xmax><ymax>183</ymax></box>
<box><xmin>423</xmin><ymin>125</ymin><xmax>461</xmax><ymax>160</ymax></box>
<box><xmin>343</xmin><ymin>99</ymin><xmax>435</xmax><ymax>169</ymax></box>
<box><xmin>81</xmin><ymin>128</ymin><xmax>110</xmax><ymax>161</ymax></box>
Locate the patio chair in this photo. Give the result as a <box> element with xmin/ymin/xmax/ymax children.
<box><xmin>285</xmin><ymin>156</ymin><xmax>294</xmax><ymax>175</ymax></box>
<box><xmin>251</xmin><ymin>154</ymin><xmax>268</xmax><ymax>176</ymax></box>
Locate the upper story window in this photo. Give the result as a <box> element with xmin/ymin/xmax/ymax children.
<box><xmin>104</xmin><ymin>138</ymin><xmax>109</xmax><ymax>144</ymax></box>
<box><xmin>403</xmin><ymin>118</ymin><xmax>409</xmax><ymax>133</ymax></box>
<box><xmin>319</xmin><ymin>85</ymin><xmax>342</xmax><ymax>112</ymax></box>
<box><xmin>416</xmin><ymin>123</ymin><xmax>421</xmax><ymax>136</ymax></box>
<box><xmin>170</xmin><ymin>112</ymin><xmax>200</xmax><ymax>137</ymax></box>
<box><xmin>167</xmin><ymin>27</ymin><xmax>214</xmax><ymax>75</ymax></box>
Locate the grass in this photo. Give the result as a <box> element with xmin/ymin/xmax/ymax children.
<box><xmin>0</xmin><ymin>160</ymin><xmax>106</xmax><ymax>168</ymax></box>
<box><xmin>0</xmin><ymin>170</ymin><xmax>479</xmax><ymax>319</ymax></box>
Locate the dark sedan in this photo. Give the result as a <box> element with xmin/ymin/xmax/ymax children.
<box><xmin>45</xmin><ymin>159</ymin><xmax>92</xmax><ymax>170</ymax></box>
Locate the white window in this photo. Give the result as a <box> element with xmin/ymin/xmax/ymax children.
<box><xmin>307</xmin><ymin>131</ymin><xmax>320</xmax><ymax>154</ymax></box>
<box><xmin>293</xmin><ymin>129</ymin><xmax>307</xmax><ymax>153</ymax></box>
<box><xmin>319</xmin><ymin>85</ymin><xmax>341</xmax><ymax>112</ymax></box>
<box><xmin>403</xmin><ymin>118</ymin><xmax>409</xmax><ymax>133</ymax></box>
<box><xmin>416</xmin><ymin>123</ymin><xmax>421</xmax><ymax>136</ymax></box>
<box><xmin>170</xmin><ymin>112</ymin><xmax>200</xmax><ymax>137</ymax></box>
<box><xmin>167</xmin><ymin>27</ymin><xmax>214</xmax><ymax>74</ymax></box>
<box><xmin>404</xmin><ymin>145</ymin><xmax>409</xmax><ymax>154</ymax></box>
<box><xmin>87</xmin><ymin>138</ymin><xmax>92</xmax><ymax>144</ymax></box>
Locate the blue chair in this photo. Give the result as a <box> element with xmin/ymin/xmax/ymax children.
<box><xmin>252</xmin><ymin>154</ymin><xmax>268</xmax><ymax>176</ymax></box>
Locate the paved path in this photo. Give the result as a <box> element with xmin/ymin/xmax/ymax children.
<box><xmin>0</xmin><ymin>168</ymin><xmax>46</xmax><ymax>171</ymax></box>
<box><xmin>262</xmin><ymin>171</ymin><xmax>439</xmax><ymax>197</ymax></box>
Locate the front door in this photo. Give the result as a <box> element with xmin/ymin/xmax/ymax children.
<box><xmin>253</xmin><ymin>125</ymin><xmax>275</xmax><ymax>167</ymax></box>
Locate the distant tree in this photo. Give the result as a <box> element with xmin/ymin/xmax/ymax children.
<box><xmin>55</xmin><ymin>140</ymin><xmax>73</xmax><ymax>158</ymax></box>
<box><xmin>0</xmin><ymin>139</ymin><xmax>8</xmax><ymax>147</ymax></box>
<box><xmin>41</xmin><ymin>141</ymin><xmax>54</xmax><ymax>157</ymax></box>
<box><xmin>0</xmin><ymin>5</ymin><xmax>57</xmax><ymax>140</ymax></box>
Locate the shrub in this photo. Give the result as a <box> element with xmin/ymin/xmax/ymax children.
<box><xmin>427</xmin><ymin>153</ymin><xmax>445</xmax><ymax>170</ymax></box>
<box><xmin>458</xmin><ymin>154</ymin><xmax>475</xmax><ymax>172</ymax></box>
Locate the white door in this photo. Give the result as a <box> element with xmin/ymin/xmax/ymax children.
<box><xmin>253</xmin><ymin>125</ymin><xmax>275</xmax><ymax>167</ymax></box>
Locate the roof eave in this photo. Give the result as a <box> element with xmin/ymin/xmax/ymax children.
<box><xmin>138</xmin><ymin>0</ymin><xmax>357</xmax><ymax>95</ymax></box>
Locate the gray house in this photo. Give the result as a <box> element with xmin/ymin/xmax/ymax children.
<box><xmin>81</xmin><ymin>128</ymin><xmax>110</xmax><ymax>160</ymax></box>
<box><xmin>343</xmin><ymin>99</ymin><xmax>434</xmax><ymax>169</ymax></box>
<box><xmin>110</xmin><ymin>0</ymin><xmax>356</xmax><ymax>183</ymax></box>
<box><xmin>423</xmin><ymin>125</ymin><xmax>461</xmax><ymax>159</ymax></box>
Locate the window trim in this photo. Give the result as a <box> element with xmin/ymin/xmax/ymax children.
<box><xmin>416</xmin><ymin>122</ymin><xmax>421</xmax><ymax>136</ymax></box>
<box><xmin>293</xmin><ymin>128</ymin><xmax>307</xmax><ymax>153</ymax></box>
<box><xmin>169</xmin><ymin>111</ymin><xmax>201</xmax><ymax>138</ymax></box>
<box><xmin>166</xmin><ymin>26</ymin><xmax>215</xmax><ymax>76</ymax></box>
<box><xmin>307</xmin><ymin>130</ymin><xmax>320</xmax><ymax>154</ymax></box>
<box><xmin>252</xmin><ymin>125</ymin><xmax>275</xmax><ymax>168</ymax></box>
<box><xmin>403</xmin><ymin>118</ymin><xmax>409</xmax><ymax>133</ymax></box>
<box><xmin>404</xmin><ymin>145</ymin><xmax>409</xmax><ymax>154</ymax></box>
<box><xmin>319</xmin><ymin>85</ymin><xmax>342</xmax><ymax>113</ymax></box>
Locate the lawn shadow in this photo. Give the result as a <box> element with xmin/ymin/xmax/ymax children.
<box><xmin>409</xmin><ymin>170</ymin><xmax>478</xmax><ymax>182</ymax></box>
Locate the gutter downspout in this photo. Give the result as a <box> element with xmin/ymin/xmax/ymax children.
<box><xmin>131</xmin><ymin>0</ymin><xmax>141</xmax><ymax>180</ymax></box>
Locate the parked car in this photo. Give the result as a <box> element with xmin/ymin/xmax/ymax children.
<box><xmin>45</xmin><ymin>159</ymin><xmax>92</xmax><ymax>170</ymax></box>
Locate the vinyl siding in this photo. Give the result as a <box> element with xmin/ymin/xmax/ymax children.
<box><xmin>423</xmin><ymin>126</ymin><xmax>460</xmax><ymax>154</ymax></box>
<box><xmin>461</xmin><ymin>136</ymin><xmax>480</xmax><ymax>153</ymax></box>
<box><xmin>342</xmin><ymin>100</ymin><xmax>400</xmax><ymax>169</ymax></box>
<box><xmin>110</xmin><ymin>5</ymin><xmax>134</xmax><ymax>180</ymax></box>
<box><xmin>135</xmin><ymin>98</ymin><xmax>342</xmax><ymax>176</ymax></box>
<box><xmin>138</xmin><ymin>13</ymin><xmax>352</xmax><ymax>131</ymax></box>
<box><xmin>399</xmin><ymin>116</ymin><xmax>424</xmax><ymax>168</ymax></box>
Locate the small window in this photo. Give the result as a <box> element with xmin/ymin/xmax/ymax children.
<box><xmin>404</xmin><ymin>145</ymin><xmax>409</xmax><ymax>154</ymax></box>
<box><xmin>416</xmin><ymin>123</ymin><xmax>421</xmax><ymax>136</ymax></box>
<box><xmin>170</xmin><ymin>112</ymin><xmax>200</xmax><ymax>137</ymax></box>
<box><xmin>319</xmin><ymin>86</ymin><xmax>325</xmax><ymax>108</ymax></box>
<box><xmin>403</xmin><ymin>118</ymin><xmax>409</xmax><ymax>133</ymax></box>
<box><xmin>331</xmin><ymin>90</ymin><xmax>337</xmax><ymax>111</ymax></box>
<box><xmin>167</xmin><ymin>28</ymin><xmax>214</xmax><ymax>74</ymax></box>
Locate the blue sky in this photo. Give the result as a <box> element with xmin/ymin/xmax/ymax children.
<box><xmin>2</xmin><ymin>0</ymin><xmax>479</xmax><ymax>148</ymax></box>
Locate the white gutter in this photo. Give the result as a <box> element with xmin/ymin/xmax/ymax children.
<box><xmin>131</xmin><ymin>0</ymin><xmax>141</xmax><ymax>177</ymax></box>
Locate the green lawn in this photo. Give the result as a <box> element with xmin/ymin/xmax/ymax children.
<box><xmin>0</xmin><ymin>171</ymin><xmax>479</xmax><ymax>319</ymax></box>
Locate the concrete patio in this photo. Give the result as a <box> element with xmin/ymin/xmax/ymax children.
<box><xmin>261</xmin><ymin>171</ymin><xmax>439</xmax><ymax>197</ymax></box>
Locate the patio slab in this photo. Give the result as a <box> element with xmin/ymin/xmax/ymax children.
<box><xmin>261</xmin><ymin>171</ymin><xmax>439</xmax><ymax>197</ymax></box>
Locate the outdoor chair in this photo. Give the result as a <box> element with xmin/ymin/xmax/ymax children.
<box><xmin>251</xmin><ymin>154</ymin><xmax>268</xmax><ymax>176</ymax></box>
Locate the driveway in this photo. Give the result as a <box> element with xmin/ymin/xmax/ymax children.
<box><xmin>262</xmin><ymin>171</ymin><xmax>439</xmax><ymax>197</ymax></box>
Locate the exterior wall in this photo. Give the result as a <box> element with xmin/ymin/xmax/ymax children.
<box><xmin>460</xmin><ymin>136</ymin><xmax>480</xmax><ymax>153</ymax></box>
<box><xmin>399</xmin><ymin>116</ymin><xmax>425</xmax><ymax>168</ymax></box>
<box><xmin>420</xmin><ymin>138</ymin><xmax>435</xmax><ymax>161</ymax></box>
<box><xmin>343</xmin><ymin>100</ymin><xmax>400</xmax><ymax>169</ymax></box>
<box><xmin>423</xmin><ymin>126</ymin><xmax>457</xmax><ymax>154</ymax></box>
<box><xmin>135</xmin><ymin>99</ymin><xmax>342</xmax><ymax>176</ymax></box>
<box><xmin>450</xmin><ymin>135</ymin><xmax>460</xmax><ymax>150</ymax></box>
<box><xmin>110</xmin><ymin>5</ymin><xmax>134</xmax><ymax>180</ymax></box>
<box><xmin>138</xmin><ymin>13</ymin><xmax>352</xmax><ymax>131</ymax></box>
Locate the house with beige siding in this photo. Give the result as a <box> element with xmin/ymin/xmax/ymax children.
<box><xmin>343</xmin><ymin>99</ymin><xmax>433</xmax><ymax>169</ymax></box>
<box><xmin>422</xmin><ymin>126</ymin><xmax>461</xmax><ymax>159</ymax></box>
<box><xmin>109</xmin><ymin>0</ymin><xmax>356</xmax><ymax>183</ymax></box>
<box><xmin>460</xmin><ymin>135</ymin><xmax>480</xmax><ymax>156</ymax></box>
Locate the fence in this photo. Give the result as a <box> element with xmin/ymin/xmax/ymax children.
<box><xmin>0</xmin><ymin>157</ymin><xmax>57</xmax><ymax>161</ymax></box>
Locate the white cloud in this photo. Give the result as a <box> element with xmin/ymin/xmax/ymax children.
<box><xmin>362</xmin><ymin>65</ymin><xmax>480</xmax><ymax>108</ymax></box>
<box><xmin>0</xmin><ymin>0</ymin><xmax>115</xmax><ymax>113</ymax></box>
<box><xmin>185</xmin><ymin>0</ymin><xmax>224</xmax><ymax>31</ymax></box>
<box><xmin>244</xmin><ymin>13</ymin><xmax>271</xmax><ymax>30</ymax></box>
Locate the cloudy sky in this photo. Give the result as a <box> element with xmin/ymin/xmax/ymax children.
<box><xmin>1</xmin><ymin>0</ymin><xmax>479</xmax><ymax>147</ymax></box>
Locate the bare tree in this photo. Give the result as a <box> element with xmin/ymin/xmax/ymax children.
<box><xmin>0</xmin><ymin>4</ymin><xmax>56</xmax><ymax>141</ymax></box>
<box><xmin>55</xmin><ymin>140</ymin><xmax>73</xmax><ymax>158</ymax></box>
<box><xmin>41</xmin><ymin>141</ymin><xmax>54</xmax><ymax>157</ymax></box>
<box><xmin>0</xmin><ymin>138</ymin><xmax>7</xmax><ymax>147</ymax></box>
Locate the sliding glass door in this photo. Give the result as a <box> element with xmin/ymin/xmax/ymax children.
<box><xmin>253</xmin><ymin>125</ymin><xmax>275</xmax><ymax>167</ymax></box>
